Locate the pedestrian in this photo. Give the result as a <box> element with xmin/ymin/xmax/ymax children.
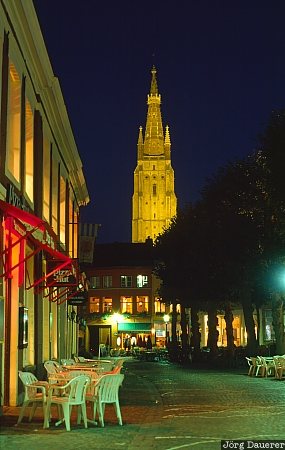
<box><xmin>146</xmin><ymin>335</ymin><xmax>152</xmax><ymax>350</ymax></box>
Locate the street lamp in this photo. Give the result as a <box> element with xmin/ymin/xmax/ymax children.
<box><xmin>112</xmin><ymin>313</ymin><xmax>124</xmax><ymax>348</ymax></box>
<box><xmin>163</xmin><ymin>314</ymin><xmax>170</xmax><ymax>347</ymax></box>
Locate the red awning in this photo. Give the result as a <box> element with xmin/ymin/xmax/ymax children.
<box><xmin>0</xmin><ymin>200</ymin><xmax>76</xmax><ymax>297</ymax></box>
<box><xmin>0</xmin><ymin>199</ymin><xmax>56</xmax><ymax>236</ymax></box>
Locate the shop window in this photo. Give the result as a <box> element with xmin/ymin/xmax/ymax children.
<box><xmin>264</xmin><ymin>310</ymin><xmax>275</xmax><ymax>341</ymax></box>
<box><xmin>25</xmin><ymin>99</ymin><xmax>34</xmax><ymax>202</ymax></box>
<box><xmin>170</xmin><ymin>303</ymin><xmax>181</xmax><ymax>314</ymax></box>
<box><xmin>7</xmin><ymin>62</ymin><xmax>21</xmax><ymax>182</ymax></box>
<box><xmin>90</xmin><ymin>297</ymin><xmax>100</xmax><ymax>313</ymax></box>
<box><xmin>103</xmin><ymin>298</ymin><xmax>112</xmax><ymax>313</ymax></box>
<box><xmin>154</xmin><ymin>298</ymin><xmax>165</xmax><ymax>313</ymax></box>
<box><xmin>120</xmin><ymin>296</ymin><xmax>133</xmax><ymax>314</ymax></box>
<box><xmin>121</xmin><ymin>275</ymin><xmax>132</xmax><ymax>288</ymax></box>
<box><xmin>137</xmin><ymin>296</ymin><xmax>148</xmax><ymax>313</ymax></box>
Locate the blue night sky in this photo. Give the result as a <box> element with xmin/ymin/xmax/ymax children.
<box><xmin>33</xmin><ymin>0</ymin><xmax>285</xmax><ymax>243</ymax></box>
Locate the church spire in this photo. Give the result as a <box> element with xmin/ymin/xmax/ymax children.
<box><xmin>144</xmin><ymin>66</ymin><xmax>164</xmax><ymax>155</ymax></box>
<box><xmin>164</xmin><ymin>125</ymin><xmax>171</xmax><ymax>160</ymax></box>
<box><xmin>165</xmin><ymin>125</ymin><xmax>171</xmax><ymax>145</ymax></box>
<box><xmin>150</xmin><ymin>65</ymin><xmax>158</xmax><ymax>96</ymax></box>
<box><xmin>137</xmin><ymin>125</ymin><xmax>143</xmax><ymax>159</ymax></box>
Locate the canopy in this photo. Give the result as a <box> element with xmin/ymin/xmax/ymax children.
<box><xmin>0</xmin><ymin>200</ymin><xmax>78</xmax><ymax>301</ymax></box>
<box><xmin>118</xmin><ymin>323</ymin><xmax>152</xmax><ymax>332</ymax></box>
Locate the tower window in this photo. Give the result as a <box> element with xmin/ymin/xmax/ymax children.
<box><xmin>153</xmin><ymin>184</ymin><xmax>157</xmax><ymax>196</ymax></box>
<box><xmin>153</xmin><ymin>165</ymin><xmax>155</xmax><ymax>170</ymax></box>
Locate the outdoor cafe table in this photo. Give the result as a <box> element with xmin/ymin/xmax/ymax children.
<box><xmin>42</xmin><ymin>373</ymin><xmax>102</xmax><ymax>428</ymax></box>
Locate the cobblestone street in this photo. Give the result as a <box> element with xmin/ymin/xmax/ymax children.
<box><xmin>1</xmin><ymin>359</ymin><xmax>285</xmax><ymax>450</ymax></box>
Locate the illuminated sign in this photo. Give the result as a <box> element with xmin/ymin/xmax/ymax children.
<box><xmin>46</xmin><ymin>260</ymin><xmax>78</xmax><ymax>287</ymax></box>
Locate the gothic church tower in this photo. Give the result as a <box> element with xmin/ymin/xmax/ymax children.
<box><xmin>132</xmin><ymin>66</ymin><xmax>177</xmax><ymax>243</ymax></box>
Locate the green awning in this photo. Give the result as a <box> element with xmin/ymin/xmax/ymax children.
<box><xmin>118</xmin><ymin>322</ymin><xmax>151</xmax><ymax>332</ymax></box>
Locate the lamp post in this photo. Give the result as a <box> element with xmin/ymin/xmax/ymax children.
<box><xmin>67</xmin><ymin>307</ymin><xmax>77</xmax><ymax>357</ymax></box>
<box><xmin>163</xmin><ymin>314</ymin><xmax>170</xmax><ymax>347</ymax></box>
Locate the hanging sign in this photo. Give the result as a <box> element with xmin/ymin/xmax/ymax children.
<box><xmin>68</xmin><ymin>290</ymin><xmax>88</xmax><ymax>305</ymax></box>
<box><xmin>46</xmin><ymin>260</ymin><xmax>78</xmax><ymax>287</ymax></box>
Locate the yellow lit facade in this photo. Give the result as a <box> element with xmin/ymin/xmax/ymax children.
<box><xmin>132</xmin><ymin>66</ymin><xmax>177</xmax><ymax>243</ymax></box>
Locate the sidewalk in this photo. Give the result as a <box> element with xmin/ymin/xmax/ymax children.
<box><xmin>1</xmin><ymin>359</ymin><xmax>285</xmax><ymax>449</ymax></box>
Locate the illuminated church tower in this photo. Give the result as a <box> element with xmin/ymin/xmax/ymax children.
<box><xmin>132</xmin><ymin>66</ymin><xmax>177</xmax><ymax>243</ymax></box>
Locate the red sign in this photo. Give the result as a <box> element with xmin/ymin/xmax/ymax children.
<box><xmin>46</xmin><ymin>260</ymin><xmax>78</xmax><ymax>287</ymax></box>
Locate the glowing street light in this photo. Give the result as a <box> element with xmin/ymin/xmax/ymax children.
<box><xmin>112</xmin><ymin>313</ymin><xmax>124</xmax><ymax>348</ymax></box>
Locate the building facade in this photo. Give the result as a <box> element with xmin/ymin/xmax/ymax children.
<box><xmin>82</xmin><ymin>242</ymin><xmax>168</xmax><ymax>354</ymax></box>
<box><xmin>132</xmin><ymin>66</ymin><xmax>177</xmax><ymax>243</ymax></box>
<box><xmin>0</xmin><ymin>1</ymin><xmax>89</xmax><ymax>409</ymax></box>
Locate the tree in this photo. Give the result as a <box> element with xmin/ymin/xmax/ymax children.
<box><xmin>257</xmin><ymin>110</ymin><xmax>285</xmax><ymax>354</ymax></box>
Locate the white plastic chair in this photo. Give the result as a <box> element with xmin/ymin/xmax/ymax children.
<box><xmin>97</xmin><ymin>361</ymin><xmax>114</xmax><ymax>373</ymax></box>
<box><xmin>86</xmin><ymin>373</ymin><xmax>124</xmax><ymax>427</ymax></box>
<box><xmin>44</xmin><ymin>374</ymin><xmax>90</xmax><ymax>431</ymax></box>
<box><xmin>61</xmin><ymin>359</ymin><xmax>75</xmax><ymax>366</ymax></box>
<box><xmin>113</xmin><ymin>358</ymin><xmax>124</xmax><ymax>372</ymax></box>
<box><xmin>273</xmin><ymin>356</ymin><xmax>285</xmax><ymax>380</ymax></box>
<box><xmin>255</xmin><ymin>356</ymin><xmax>267</xmax><ymax>377</ymax></box>
<box><xmin>44</xmin><ymin>360</ymin><xmax>65</xmax><ymax>382</ymax></box>
<box><xmin>258</xmin><ymin>356</ymin><xmax>275</xmax><ymax>377</ymax></box>
<box><xmin>17</xmin><ymin>371</ymin><xmax>48</xmax><ymax>426</ymax></box>
<box><xmin>245</xmin><ymin>357</ymin><xmax>255</xmax><ymax>376</ymax></box>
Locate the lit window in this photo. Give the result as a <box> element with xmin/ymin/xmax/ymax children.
<box><xmin>59</xmin><ymin>176</ymin><xmax>66</xmax><ymax>246</ymax></box>
<box><xmin>43</xmin><ymin>137</ymin><xmax>50</xmax><ymax>221</ymax></box>
<box><xmin>121</xmin><ymin>276</ymin><xmax>132</xmax><ymax>288</ymax></box>
<box><xmin>120</xmin><ymin>296</ymin><xmax>133</xmax><ymax>314</ymax></box>
<box><xmin>154</xmin><ymin>298</ymin><xmax>165</xmax><ymax>313</ymax></box>
<box><xmin>7</xmin><ymin>62</ymin><xmax>21</xmax><ymax>182</ymax></box>
<box><xmin>90</xmin><ymin>297</ymin><xmax>100</xmax><ymax>313</ymax></box>
<box><xmin>136</xmin><ymin>296</ymin><xmax>148</xmax><ymax>313</ymax></box>
<box><xmin>51</xmin><ymin>155</ymin><xmax>58</xmax><ymax>232</ymax></box>
<box><xmin>25</xmin><ymin>99</ymin><xmax>34</xmax><ymax>201</ymax></box>
<box><xmin>89</xmin><ymin>276</ymin><xmax>100</xmax><ymax>288</ymax></box>
<box><xmin>103</xmin><ymin>297</ymin><xmax>112</xmax><ymax>312</ymax></box>
<box><xmin>73</xmin><ymin>209</ymin><xmax>79</xmax><ymax>258</ymax></box>
<box><xmin>103</xmin><ymin>276</ymin><xmax>112</xmax><ymax>288</ymax></box>
<box><xmin>170</xmin><ymin>303</ymin><xmax>181</xmax><ymax>314</ymax></box>
<box><xmin>137</xmin><ymin>275</ymin><xmax>148</xmax><ymax>287</ymax></box>
<box><xmin>68</xmin><ymin>195</ymin><xmax>73</xmax><ymax>257</ymax></box>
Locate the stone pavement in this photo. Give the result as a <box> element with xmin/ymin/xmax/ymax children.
<box><xmin>1</xmin><ymin>359</ymin><xmax>285</xmax><ymax>450</ymax></box>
